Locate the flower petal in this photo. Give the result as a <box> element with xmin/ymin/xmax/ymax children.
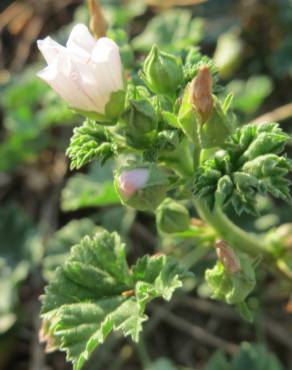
<box><xmin>37</xmin><ymin>36</ymin><xmax>65</xmax><ymax>65</ymax></box>
<box><xmin>91</xmin><ymin>37</ymin><xmax>124</xmax><ymax>92</ymax></box>
<box><xmin>118</xmin><ymin>169</ymin><xmax>149</xmax><ymax>197</ymax></box>
<box><xmin>66</xmin><ymin>23</ymin><xmax>96</xmax><ymax>58</ymax></box>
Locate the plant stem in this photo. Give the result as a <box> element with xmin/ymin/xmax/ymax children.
<box><xmin>194</xmin><ymin>199</ymin><xmax>270</xmax><ymax>258</ymax></box>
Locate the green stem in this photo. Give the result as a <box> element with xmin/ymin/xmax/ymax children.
<box><xmin>194</xmin><ymin>199</ymin><xmax>270</xmax><ymax>259</ymax></box>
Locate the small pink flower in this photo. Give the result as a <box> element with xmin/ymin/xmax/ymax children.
<box><xmin>37</xmin><ymin>24</ymin><xmax>123</xmax><ymax>114</ymax></box>
<box><xmin>118</xmin><ymin>169</ymin><xmax>149</xmax><ymax>197</ymax></box>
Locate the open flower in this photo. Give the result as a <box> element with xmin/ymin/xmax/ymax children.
<box><xmin>37</xmin><ymin>24</ymin><xmax>124</xmax><ymax>118</ymax></box>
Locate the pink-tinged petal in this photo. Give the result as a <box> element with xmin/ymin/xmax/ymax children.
<box><xmin>37</xmin><ymin>37</ymin><xmax>65</xmax><ymax>65</ymax></box>
<box><xmin>66</xmin><ymin>24</ymin><xmax>96</xmax><ymax>58</ymax></box>
<box><xmin>118</xmin><ymin>169</ymin><xmax>149</xmax><ymax>197</ymax></box>
<box><xmin>91</xmin><ymin>37</ymin><xmax>123</xmax><ymax>91</ymax></box>
<box><xmin>37</xmin><ymin>57</ymin><xmax>97</xmax><ymax>113</ymax></box>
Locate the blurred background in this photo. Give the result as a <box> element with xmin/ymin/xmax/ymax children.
<box><xmin>0</xmin><ymin>0</ymin><xmax>292</xmax><ymax>369</ymax></box>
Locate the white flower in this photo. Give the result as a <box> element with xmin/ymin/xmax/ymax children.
<box><xmin>37</xmin><ymin>24</ymin><xmax>124</xmax><ymax>115</ymax></box>
<box><xmin>118</xmin><ymin>169</ymin><xmax>149</xmax><ymax>197</ymax></box>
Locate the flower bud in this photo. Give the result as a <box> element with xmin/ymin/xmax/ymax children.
<box><xmin>143</xmin><ymin>45</ymin><xmax>183</xmax><ymax>96</ymax></box>
<box><xmin>189</xmin><ymin>65</ymin><xmax>213</xmax><ymax>124</ymax></box>
<box><xmin>115</xmin><ymin>164</ymin><xmax>168</xmax><ymax>211</ymax></box>
<box><xmin>206</xmin><ymin>246</ymin><xmax>256</xmax><ymax>305</ymax></box>
<box><xmin>156</xmin><ymin>198</ymin><xmax>190</xmax><ymax>234</ymax></box>
<box><xmin>215</xmin><ymin>240</ymin><xmax>240</xmax><ymax>273</ymax></box>
<box><xmin>88</xmin><ymin>0</ymin><xmax>107</xmax><ymax>39</ymax></box>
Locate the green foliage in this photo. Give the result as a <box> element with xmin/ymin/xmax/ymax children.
<box><xmin>0</xmin><ymin>204</ymin><xmax>41</xmax><ymax>333</ymax></box>
<box><xmin>41</xmin><ymin>230</ymin><xmax>187</xmax><ymax>370</ymax></box>
<box><xmin>206</xmin><ymin>342</ymin><xmax>285</xmax><ymax>370</ymax></box>
<box><xmin>66</xmin><ymin>119</ymin><xmax>114</xmax><ymax>170</ymax></box>
<box><xmin>43</xmin><ymin>219</ymin><xmax>99</xmax><ymax>281</ymax></box>
<box><xmin>132</xmin><ymin>9</ymin><xmax>204</xmax><ymax>52</ymax></box>
<box><xmin>193</xmin><ymin>123</ymin><xmax>292</xmax><ymax>214</ymax></box>
<box><xmin>226</xmin><ymin>76</ymin><xmax>273</xmax><ymax>115</ymax></box>
<box><xmin>213</xmin><ymin>29</ymin><xmax>243</xmax><ymax>79</ymax></box>
<box><xmin>0</xmin><ymin>67</ymin><xmax>75</xmax><ymax>172</ymax></box>
<box><xmin>61</xmin><ymin>161</ymin><xmax>120</xmax><ymax>211</ymax></box>
<box><xmin>156</xmin><ymin>198</ymin><xmax>190</xmax><ymax>234</ymax></box>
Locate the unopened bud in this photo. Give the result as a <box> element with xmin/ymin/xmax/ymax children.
<box><xmin>143</xmin><ymin>45</ymin><xmax>183</xmax><ymax>96</ymax></box>
<box><xmin>189</xmin><ymin>65</ymin><xmax>213</xmax><ymax>124</ymax></box>
<box><xmin>215</xmin><ymin>240</ymin><xmax>240</xmax><ymax>273</ymax></box>
<box><xmin>115</xmin><ymin>164</ymin><xmax>168</xmax><ymax>211</ymax></box>
<box><xmin>87</xmin><ymin>0</ymin><xmax>107</xmax><ymax>39</ymax></box>
<box><xmin>118</xmin><ymin>168</ymin><xmax>149</xmax><ymax>197</ymax></box>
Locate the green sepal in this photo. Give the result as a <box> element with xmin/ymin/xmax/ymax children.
<box><xmin>114</xmin><ymin>163</ymin><xmax>169</xmax><ymax>211</ymax></box>
<box><xmin>199</xmin><ymin>96</ymin><xmax>232</xmax><ymax>149</ymax></box>
<box><xmin>73</xmin><ymin>90</ymin><xmax>125</xmax><ymax>125</ymax></box>
<box><xmin>156</xmin><ymin>198</ymin><xmax>190</xmax><ymax>234</ymax></box>
<box><xmin>205</xmin><ymin>253</ymin><xmax>256</xmax><ymax>305</ymax></box>
<box><xmin>122</xmin><ymin>98</ymin><xmax>158</xmax><ymax>146</ymax></box>
<box><xmin>178</xmin><ymin>86</ymin><xmax>200</xmax><ymax>144</ymax></box>
<box><xmin>142</xmin><ymin>45</ymin><xmax>183</xmax><ymax>97</ymax></box>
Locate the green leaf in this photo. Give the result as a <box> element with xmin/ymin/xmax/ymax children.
<box><xmin>226</xmin><ymin>75</ymin><xmax>273</xmax><ymax>115</ymax></box>
<box><xmin>43</xmin><ymin>219</ymin><xmax>99</xmax><ymax>281</ymax></box>
<box><xmin>41</xmin><ymin>230</ymin><xmax>187</xmax><ymax>370</ymax></box>
<box><xmin>66</xmin><ymin>119</ymin><xmax>114</xmax><ymax>170</ymax></box>
<box><xmin>193</xmin><ymin>123</ymin><xmax>291</xmax><ymax>215</ymax></box>
<box><xmin>0</xmin><ymin>204</ymin><xmax>41</xmax><ymax>333</ymax></box>
<box><xmin>205</xmin><ymin>342</ymin><xmax>286</xmax><ymax>370</ymax></box>
<box><xmin>231</xmin><ymin>342</ymin><xmax>285</xmax><ymax>370</ymax></box>
<box><xmin>61</xmin><ymin>161</ymin><xmax>120</xmax><ymax>212</ymax></box>
<box><xmin>132</xmin><ymin>9</ymin><xmax>204</xmax><ymax>52</ymax></box>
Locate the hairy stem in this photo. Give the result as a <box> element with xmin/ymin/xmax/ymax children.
<box><xmin>194</xmin><ymin>199</ymin><xmax>270</xmax><ymax>258</ymax></box>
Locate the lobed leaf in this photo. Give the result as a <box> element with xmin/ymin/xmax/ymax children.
<box><xmin>41</xmin><ymin>230</ymin><xmax>187</xmax><ymax>370</ymax></box>
<box><xmin>193</xmin><ymin>123</ymin><xmax>292</xmax><ymax>215</ymax></box>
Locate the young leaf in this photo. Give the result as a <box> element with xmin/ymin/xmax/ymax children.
<box><xmin>193</xmin><ymin>123</ymin><xmax>292</xmax><ymax>215</ymax></box>
<box><xmin>41</xmin><ymin>230</ymin><xmax>187</xmax><ymax>370</ymax></box>
<box><xmin>66</xmin><ymin>119</ymin><xmax>114</xmax><ymax>170</ymax></box>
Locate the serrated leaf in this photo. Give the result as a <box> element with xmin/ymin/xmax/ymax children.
<box><xmin>43</xmin><ymin>219</ymin><xmax>99</xmax><ymax>281</ymax></box>
<box><xmin>193</xmin><ymin>123</ymin><xmax>292</xmax><ymax>215</ymax></box>
<box><xmin>66</xmin><ymin>119</ymin><xmax>114</xmax><ymax>170</ymax></box>
<box><xmin>41</xmin><ymin>230</ymin><xmax>187</xmax><ymax>370</ymax></box>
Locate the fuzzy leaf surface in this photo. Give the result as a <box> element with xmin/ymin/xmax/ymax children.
<box><xmin>41</xmin><ymin>230</ymin><xmax>187</xmax><ymax>370</ymax></box>
<box><xmin>193</xmin><ymin>123</ymin><xmax>292</xmax><ymax>215</ymax></box>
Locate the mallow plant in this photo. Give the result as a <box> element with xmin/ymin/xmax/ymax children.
<box><xmin>37</xmin><ymin>19</ymin><xmax>292</xmax><ymax>370</ymax></box>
